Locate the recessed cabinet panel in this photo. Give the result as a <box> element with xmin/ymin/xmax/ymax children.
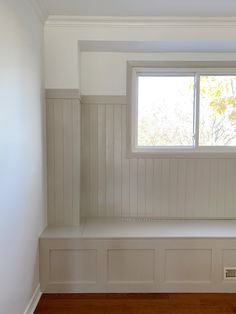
<box><xmin>165</xmin><ymin>249</ymin><xmax>212</xmax><ymax>283</ymax></box>
<box><xmin>50</xmin><ymin>249</ymin><xmax>97</xmax><ymax>283</ymax></box>
<box><xmin>108</xmin><ymin>249</ymin><xmax>155</xmax><ymax>283</ymax></box>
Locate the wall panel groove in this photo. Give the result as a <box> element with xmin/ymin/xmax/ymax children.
<box><xmin>81</xmin><ymin>100</ymin><xmax>236</xmax><ymax>219</ymax></box>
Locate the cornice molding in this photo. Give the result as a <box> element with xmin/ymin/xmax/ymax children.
<box><xmin>45</xmin><ymin>15</ymin><xmax>236</xmax><ymax>28</ymax></box>
<box><xmin>28</xmin><ymin>0</ymin><xmax>48</xmax><ymax>23</ymax></box>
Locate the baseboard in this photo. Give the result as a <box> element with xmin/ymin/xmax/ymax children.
<box><xmin>23</xmin><ymin>284</ymin><xmax>42</xmax><ymax>314</ymax></box>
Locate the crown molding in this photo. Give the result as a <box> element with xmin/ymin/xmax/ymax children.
<box><xmin>28</xmin><ymin>0</ymin><xmax>48</xmax><ymax>23</ymax></box>
<box><xmin>45</xmin><ymin>15</ymin><xmax>236</xmax><ymax>28</ymax></box>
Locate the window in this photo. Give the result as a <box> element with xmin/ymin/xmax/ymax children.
<box><xmin>127</xmin><ymin>62</ymin><xmax>236</xmax><ymax>157</ymax></box>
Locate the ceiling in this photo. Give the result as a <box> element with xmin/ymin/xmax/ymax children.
<box><xmin>38</xmin><ymin>0</ymin><xmax>236</xmax><ymax>17</ymax></box>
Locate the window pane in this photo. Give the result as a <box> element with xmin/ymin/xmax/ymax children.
<box><xmin>199</xmin><ymin>75</ymin><xmax>236</xmax><ymax>146</ymax></box>
<box><xmin>137</xmin><ymin>76</ymin><xmax>195</xmax><ymax>147</ymax></box>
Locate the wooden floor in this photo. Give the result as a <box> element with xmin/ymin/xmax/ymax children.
<box><xmin>35</xmin><ymin>293</ymin><xmax>236</xmax><ymax>314</ymax></box>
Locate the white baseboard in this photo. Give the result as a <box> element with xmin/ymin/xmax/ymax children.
<box><xmin>24</xmin><ymin>285</ymin><xmax>42</xmax><ymax>314</ymax></box>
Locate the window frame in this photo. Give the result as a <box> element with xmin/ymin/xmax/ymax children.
<box><xmin>127</xmin><ymin>61</ymin><xmax>236</xmax><ymax>158</ymax></box>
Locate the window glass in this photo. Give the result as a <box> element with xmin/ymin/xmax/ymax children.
<box><xmin>199</xmin><ymin>75</ymin><xmax>236</xmax><ymax>146</ymax></box>
<box><xmin>137</xmin><ymin>76</ymin><xmax>195</xmax><ymax>147</ymax></box>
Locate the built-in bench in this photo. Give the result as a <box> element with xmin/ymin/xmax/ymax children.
<box><xmin>40</xmin><ymin>218</ymin><xmax>236</xmax><ymax>293</ymax></box>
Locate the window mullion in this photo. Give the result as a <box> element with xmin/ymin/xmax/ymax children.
<box><xmin>194</xmin><ymin>73</ymin><xmax>200</xmax><ymax>149</ymax></box>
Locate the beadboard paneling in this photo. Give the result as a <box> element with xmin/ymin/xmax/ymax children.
<box><xmin>81</xmin><ymin>98</ymin><xmax>236</xmax><ymax>218</ymax></box>
<box><xmin>46</xmin><ymin>92</ymin><xmax>80</xmax><ymax>226</ymax></box>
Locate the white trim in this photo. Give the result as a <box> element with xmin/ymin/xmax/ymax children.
<box><xmin>46</xmin><ymin>15</ymin><xmax>236</xmax><ymax>28</ymax></box>
<box><xmin>82</xmin><ymin>95</ymin><xmax>127</xmax><ymax>105</ymax></box>
<box><xmin>194</xmin><ymin>74</ymin><xmax>200</xmax><ymax>147</ymax></box>
<box><xmin>28</xmin><ymin>0</ymin><xmax>48</xmax><ymax>23</ymax></box>
<box><xmin>127</xmin><ymin>61</ymin><xmax>236</xmax><ymax>158</ymax></box>
<box><xmin>23</xmin><ymin>285</ymin><xmax>42</xmax><ymax>314</ymax></box>
<box><xmin>46</xmin><ymin>89</ymin><xmax>81</xmax><ymax>100</ymax></box>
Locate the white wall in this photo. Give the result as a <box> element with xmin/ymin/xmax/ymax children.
<box><xmin>80</xmin><ymin>52</ymin><xmax>236</xmax><ymax>95</ymax></box>
<box><xmin>0</xmin><ymin>1</ymin><xmax>46</xmax><ymax>313</ymax></box>
<box><xmin>44</xmin><ymin>19</ymin><xmax>236</xmax><ymax>89</ymax></box>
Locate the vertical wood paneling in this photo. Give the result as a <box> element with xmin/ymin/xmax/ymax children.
<box><xmin>145</xmin><ymin>160</ymin><xmax>154</xmax><ymax>217</ymax></box>
<box><xmin>209</xmin><ymin>159</ymin><xmax>218</xmax><ymax>218</ymax></box>
<box><xmin>153</xmin><ymin>160</ymin><xmax>162</xmax><ymax>217</ymax></box>
<box><xmin>200</xmin><ymin>160</ymin><xmax>211</xmax><ymax>218</ymax></box>
<box><xmin>121</xmin><ymin>105</ymin><xmax>130</xmax><ymax>216</ymax></box>
<box><xmin>177</xmin><ymin>159</ymin><xmax>186</xmax><ymax>218</ymax></box>
<box><xmin>81</xmin><ymin>104</ymin><xmax>90</xmax><ymax>217</ymax></box>
<box><xmin>98</xmin><ymin>105</ymin><xmax>106</xmax><ymax>216</ymax></box>
<box><xmin>169</xmin><ymin>159</ymin><xmax>178</xmax><ymax>217</ymax></box>
<box><xmin>217</xmin><ymin>160</ymin><xmax>226</xmax><ymax>217</ymax></box>
<box><xmin>129</xmin><ymin>159</ymin><xmax>138</xmax><ymax>216</ymax></box>
<box><xmin>106</xmin><ymin>105</ymin><xmax>114</xmax><ymax>216</ymax></box>
<box><xmin>54</xmin><ymin>100</ymin><xmax>64</xmax><ymax>225</ymax></box>
<box><xmin>137</xmin><ymin>159</ymin><xmax>146</xmax><ymax>217</ymax></box>
<box><xmin>80</xmin><ymin>104</ymin><xmax>86</xmax><ymax>217</ymax></box>
<box><xmin>161</xmin><ymin>160</ymin><xmax>170</xmax><ymax>217</ymax></box>
<box><xmin>227</xmin><ymin>160</ymin><xmax>235</xmax><ymax>217</ymax></box>
<box><xmin>46</xmin><ymin>99</ymin><xmax>55</xmax><ymax>226</ymax></box>
<box><xmin>46</xmin><ymin>96</ymin><xmax>80</xmax><ymax>226</ymax></box>
<box><xmin>72</xmin><ymin>100</ymin><xmax>80</xmax><ymax>225</ymax></box>
<box><xmin>80</xmin><ymin>101</ymin><xmax>236</xmax><ymax>219</ymax></box>
<box><xmin>63</xmin><ymin>101</ymin><xmax>73</xmax><ymax>225</ymax></box>
<box><xmin>47</xmin><ymin>95</ymin><xmax>236</xmax><ymax>224</ymax></box>
<box><xmin>114</xmin><ymin>105</ymin><xmax>122</xmax><ymax>217</ymax></box>
<box><xmin>89</xmin><ymin>105</ymin><xmax>98</xmax><ymax>216</ymax></box>
<box><xmin>185</xmin><ymin>159</ymin><xmax>195</xmax><ymax>218</ymax></box>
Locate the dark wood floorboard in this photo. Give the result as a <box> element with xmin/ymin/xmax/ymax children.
<box><xmin>35</xmin><ymin>293</ymin><xmax>236</xmax><ymax>314</ymax></box>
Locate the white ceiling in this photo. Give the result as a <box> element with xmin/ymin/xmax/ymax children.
<box><xmin>38</xmin><ymin>0</ymin><xmax>236</xmax><ymax>17</ymax></box>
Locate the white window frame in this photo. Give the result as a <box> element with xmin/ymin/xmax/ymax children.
<box><xmin>127</xmin><ymin>61</ymin><xmax>236</xmax><ymax>158</ymax></box>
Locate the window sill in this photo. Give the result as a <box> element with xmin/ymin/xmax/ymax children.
<box><xmin>127</xmin><ymin>149</ymin><xmax>236</xmax><ymax>159</ymax></box>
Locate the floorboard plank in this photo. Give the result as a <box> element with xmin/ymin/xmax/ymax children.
<box><xmin>35</xmin><ymin>294</ymin><xmax>236</xmax><ymax>314</ymax></box>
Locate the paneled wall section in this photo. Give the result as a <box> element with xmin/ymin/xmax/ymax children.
<box><xmin>81</xmin><ymin>97</ymin><xmax>236</xmax><ymax>219</ymax></box>
<box><xmin>46</xmin><ymin>90</ymin><xmax>80</xmax><ymax>226</ymax></box>
<box><xmin>46</xmin><ymin>93</ymin><xmax>236</xmax><ymax>224</ymax></box>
